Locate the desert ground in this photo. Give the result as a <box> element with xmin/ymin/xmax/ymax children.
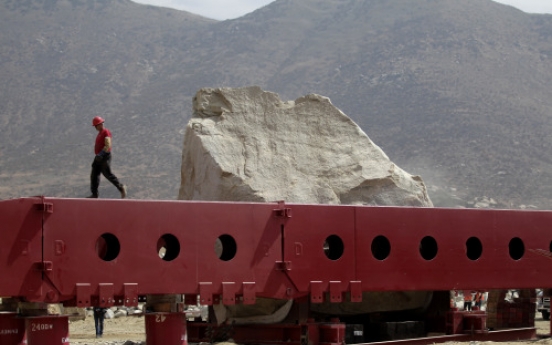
<box><xmin>68</xmin><ymin>313</ymin><xmax>552</xmax><ymax>345</ymax></box>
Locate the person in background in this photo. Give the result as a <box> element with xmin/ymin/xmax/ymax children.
<box><xmin>463</xmin><ymin>291</ymin><xmax>473</xmax><ymax>311</ymax></box>
<box><xmin>88</xmin><ymin>116</ymin><xmax>127</xmax><ymax>199</ymax></box>
<box><xmin>474</xmin><ymin>291</ymin><xmax>484</xmax><ymax>309</ymax></box>
<box><xmin>93</xmin><ymin>306</ymin><xmax>107</xmax><ymax>338</ymax></box>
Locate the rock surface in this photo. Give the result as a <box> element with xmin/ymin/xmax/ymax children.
<box><xmin>179</xmin><ymin>86</ymin><xmax>432</xmax><ymax>207</ymax></box>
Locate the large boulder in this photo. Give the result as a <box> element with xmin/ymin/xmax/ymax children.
<box><xmin>179</xmin><ymin>86</ymin><xmax>433</xmax><ymax>322</ymax></box>
<box><xmin>179</xmin><ymin>86</ymin><xmax>432</xmax><ymax>207</ymax></box>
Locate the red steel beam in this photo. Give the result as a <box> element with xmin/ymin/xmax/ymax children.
<box><xmin>1</xmin><ymin>197</ymin><xmax>552</xmax><ymax>305</ymax></box>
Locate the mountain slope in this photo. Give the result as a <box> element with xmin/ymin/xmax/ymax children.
<box><xmin>1</xmin><ymin>0</ymin><xmax>552</xmax><ymax>208</ymax></box>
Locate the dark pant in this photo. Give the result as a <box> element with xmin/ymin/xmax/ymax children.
<box><xmin>94</xmin><ymin>309</ymin><xmax>105</xmax><ymax>336</ymax></box>
<box><xmin>90</xmin><ymin>154</ymin><xmax>123</xmax><ymax>197</ymax></box>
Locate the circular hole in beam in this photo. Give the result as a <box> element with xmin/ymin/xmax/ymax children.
<box><xmin>323</xmin><ymin>235</ymin><xmax>344</xmax><ymax>261</ymax></box>
<box><xmin>157</xmin><ymin>234</ymin><xmax>180</xmax><ymax>261</ymax></box>
<box><xmin>466</xmin><ymin>237</ymin><xmax>483</xmax><ymax>261</ymax></box>
<box><xmin>95</xmin><ymin>233</ymin><xmax>120</xmax><ymax>261</ymax></box>
<box><xmin>419</xmin><ymin>236</ymin><xmax>438</xmax><ymax>261</ymax></box>
<box><xmin>371</xmin><ymin>235</ymin><xmax>391</xmax><ymax>261</ymax></box>
<box><xmin>509</xmin><ymin>237</ymin><xmax>524</xmax><ymax>260</ymax></box>
<box><xmin>216</xmin><ymin>234</ymin><xmax>237</xmax><ymax>261</ymax></box>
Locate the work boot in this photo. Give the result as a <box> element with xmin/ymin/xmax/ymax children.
<box><xmin>120</xmin><ymin>185</ymin><xmax>127</xmax><ymax>199</ymax></box>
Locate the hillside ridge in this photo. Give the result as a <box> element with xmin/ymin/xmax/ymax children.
<box><xmin>1</xmin><ymin>0</ymin><xmax>552</xmax><ymax>208</ymax></box>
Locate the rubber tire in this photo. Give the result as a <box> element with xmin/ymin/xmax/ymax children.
<box><xmin>543</xmin><ymin>310</ymin><xmax>550</xmax><ymax>320</ymax></box>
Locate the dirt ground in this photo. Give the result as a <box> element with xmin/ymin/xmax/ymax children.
<box><xmin>70</xmin><ymin>314</ymin><xmax>145</xmax><ymax>344</ymax></box>
<box><xmin>536</xmin><ymin>318</ymin><xmax>551</xmax><ymax>336</ymax></box>
<box><xmin>68</xmin><ymin>314</ymin><xmax>551</xmax><ymax>345</ymax></box>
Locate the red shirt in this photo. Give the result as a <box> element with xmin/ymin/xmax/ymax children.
<box><xmin>95</xmin><ymin>128</ymin><xmax>112</xmax><ymax>155</ymax></box>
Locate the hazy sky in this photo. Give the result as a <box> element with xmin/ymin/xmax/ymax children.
<box><xmin>130</xmin><ymin>0</ymin><xmax>552</xmax><ymax>20</ymax></box>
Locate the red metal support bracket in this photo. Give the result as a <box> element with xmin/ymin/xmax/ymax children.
<box><xmin>34</xmin><ymin>202</ymin><xmax>54</xmax><ymax>214</ymax></box>
<box><xmin>98</xmin><ymin>283</ymin><xmax>114</xmax><ymax>307</ymax></box>
<box><xmin>34</xmin><ymin>261</ymin><xmax>53</xmax><ymax>272</ymax></box>
<box><xmin>329</xmin><ymin>281</ymin><xmax>343</xmax><ymax>303</ymax></box>
<box><xmin>349</xmin><ymin>281</ymin><xmax>362</xmax><ymax>302</ymax></box>
<box><xmin>222</xmin><ymin>282</ymin><xmax>236</xmax><ymax>305</ymax></box>
<box><xmin>75</xmin><ymin>283</ymin><xmax>91</xmax><ymax>307</ymax></box>
<box><xmin>243</xmin><ymin>282</ymin><xmax>256</xmax><ymax>305</ymax></box>
<box><xmin>123</xmin><ymin>283</ymin><xmax>138</xmax><ymax>307</ymax></box>
<box><xmin>275</xmin><ymin>261</ymin><xmax>292</xmax><ymax>271</ymax></box>
<box><xmin>310</xmin><ymin>281</ymin><xmax>324</xmax><ymax>303</ymax></box>
<box><xmin>273</xmin><ymin>201</ymin><xmax>292</xmax><ymax>218</ymax></box>
<box><xmin>199</xmin><ymin>282</ymin><xmax>213</xmax><ymax>305</ymax></box>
